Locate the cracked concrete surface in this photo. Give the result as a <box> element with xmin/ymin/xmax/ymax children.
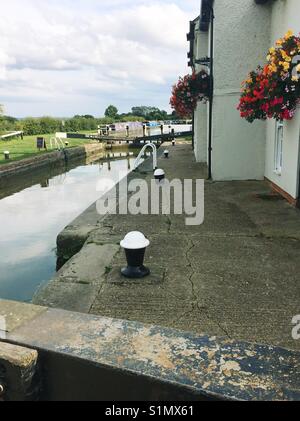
<box><xmin>34</xmin><ymin>144</ymin><xmax>300</xmax><ymax>351</ymax></box>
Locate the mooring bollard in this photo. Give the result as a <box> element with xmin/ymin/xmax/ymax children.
<box><xmin>3</xmin><ymin>151</ymin><xmax>10</xmax><ymax>160</ymax></box>
<box><xmin>143</xmin><ymin>125</ymin><xmax>146</xmax><ymax>137</ymax></box>
<box><xmin>164</xmin><ymin>150</ymin><xmax>169</xmax><ymax>159</ymax></box>
<box><xmin>154</xmin><ymin>168</ymin><xmax>165</xmax><ymax>182</ymax></box>
<box><xmin>161</xmin><ymin>124</ymin><xmax>164</xmax><ymax>135</ymax></box>
<box><xmin>120</xmin><ymin>232</ymin><xmax>150</xmax><ymax>278</ymax></box>
<box><xmin>65</xmin><ymin>141</ymin><xmax>69</xmax><ymax>147</ymax></box>
<box><xmin>172</xmin><ymin>139</ymin><xmax>176</xmax><ymax>146</ymax></box>
<box><xmin>126</xmin><ymin>125</ymin><xmax>130</xmax><ymax>137</ymax></box>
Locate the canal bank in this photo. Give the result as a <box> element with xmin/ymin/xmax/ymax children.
<box><xmin>33</xmin><ymin>143</ymin><xmax>300</xmax><ymax>351</ymax></box>
<box><xmin>0</xmin><ymin>143</ymin><xmax>104</xmax><ymax>188</ymax></box>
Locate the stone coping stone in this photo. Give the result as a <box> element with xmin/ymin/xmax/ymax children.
<box><xmin>0</xmin><ymin>300</ymin><xmax>47</xmax><ymax>333</ymax></box>
<box><xmin>0</xmin><ymin>341</ymin><xmax>37</xmax><ymax>368</ymax></box>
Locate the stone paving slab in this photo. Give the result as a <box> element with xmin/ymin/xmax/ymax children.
<box><xmin>34</xmin><ymin>143</ymin><xmax>300</xmax><ymax>351</ymax></box>
<box><xmin>33</xmin><ymin>281</ymin><xmax>100</xmax><ymax>313</ymax></box>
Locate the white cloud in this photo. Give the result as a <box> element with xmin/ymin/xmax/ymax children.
<box><xmin>0</xmin><ymin>0</ymin><xmax>197</xmax><ymax>116</ymax></box>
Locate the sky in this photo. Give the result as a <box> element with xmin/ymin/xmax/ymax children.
<box><xmin>0</xmin><ymin>0</ymin><xmax>200</xmax><ymax>118</ymax></box>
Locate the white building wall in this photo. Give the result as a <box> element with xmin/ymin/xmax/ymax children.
<box><xmin>213</xmin><ymin>95</ymin><xmax>267</xmax><ymax>180</ymax></box>
<box><xmin>265</xmin><ymin>0</ymin><xmax>300</xmax><ymax>200</ymax></box>
<box><xmin>211</xmin><ymin>0</ymin><xmax>271</xmax><ymax>180</ymax></box>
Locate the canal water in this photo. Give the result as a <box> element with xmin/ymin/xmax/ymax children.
<box><xmin>0</xmin><ymin>153</ymin><xmax>139</xmax><ymax>302</ymax></box>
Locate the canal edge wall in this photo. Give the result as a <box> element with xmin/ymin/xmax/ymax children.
<box><xmin>0</xmin><ymin>143</ymin><xmax>105</xmax><ymax>187</ymax></box>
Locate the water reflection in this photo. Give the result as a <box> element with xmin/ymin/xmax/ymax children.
<box><xmin>0</xmin><ymin>152</ymin><xmax>138</xmax><ymax>302</ymax></box>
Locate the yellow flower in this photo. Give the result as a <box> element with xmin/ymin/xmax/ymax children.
<box><xmin>280</xmin><ymin>61</ymin><xmax>290</xmax><ymax>71</ymax></box>
<box><xmin>292</xmin><ymin>76</ymin><xmax>299</xmax><ymax>82</ymax></box>
<box><xmin>296</xmin><ymin>64</ymin><xmax>300</xmax><ymax>73</ymax></box>
<box><xmin>284</xmin><ymin>29</ymin><xmax>294</xmax><ymax>40</ymax></box>
<box><xmin>270</xmin><ymin>64</ymin><xmax>278</xmax><ymax>73</ymax></box>
<box><xmin>269</xmin><ymin>47</ymin><xmax>276</xmax><ymax>54</ymax></box>
<box><xmin>266</xmin><ymin>54</ymin><xmax>271</xmax><ymax>61</ymax></box>
<box><xmin>276</xmin><ymin>38</ymin><xmax>283</xmax><ymax>46</ymax></box>
<box><xmin>281</xmin><ymin>50</ymin><xmax>292</xmax><ymax>62</ymax></box>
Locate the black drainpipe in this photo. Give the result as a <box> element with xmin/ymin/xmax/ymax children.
<box><xmin>208</xmin><ymin>6</ymin><xmax>214</xmax><ymax>180</ymax></box>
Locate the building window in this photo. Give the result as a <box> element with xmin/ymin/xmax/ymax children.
<box><xmin>274</xmin><ymin>120</ymin><xmax>283</xmax><ymax>175</ymax></box>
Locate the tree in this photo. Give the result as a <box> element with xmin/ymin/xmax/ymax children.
<box><xmin>131</xmin><ymin>106</ymin><xmax>168</xmax><ymax>120</ymax></box>
<box><xmin>22</xmin><ymin>118</ymin><xmax>42</xmax><ymax>135</ymax></box>
<box><xmin>0</xmin><ymin>105</ymin><xmax>4</xmax><ymax>134</ymax></box>
<box><xmin>105</xmin><ymin>105</ymin><xmax>118</xmax><ymax>120</ymax></box>
<box><xmin>131</xmin><ymin>106</ymin><xmax>155</xmax><ymax>117</ymax></box>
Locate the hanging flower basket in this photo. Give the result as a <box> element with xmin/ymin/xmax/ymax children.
<box><xmin>238</xmin><ymin>30</ymin><xmax>300</xmax><ymax>122</ymax></box>
<box><xmin>170</xmin><ymin>70</ymin><xmax>210</xmax><ymax>118</ymax></box>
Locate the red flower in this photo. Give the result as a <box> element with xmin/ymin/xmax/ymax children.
<box><xmin>239</xmin><ymin>33</ymin><xmax>300</xmax><ymax>122</ymax></box>
<box><xmin>170</xmin><ymin>70</ymin><xmax>210</xmax><ymax>118</ymax></box>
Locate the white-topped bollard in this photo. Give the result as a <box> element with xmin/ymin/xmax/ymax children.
<box><xmin>154</xmin><ymin>169</ymin><xmax>165</xmax><ymax>182</ymax></box>
<box><xmin>164</xmin><ymin>150</ymin><xmax>169</xmax><ymax>159</ymax></box>
<box><xmin>120</xmin><ymin>232</ymin><xmax>150</xmax><ymax>278</ymax></box>
<box><xmin>172</xmin><ymin>140</ymin><xmax>176</xmax><ymax>146</ymax></box>
<box><xmin>65</xmin><ymin>141</ymin><xmax>69</xmax><ymax>147</ymax></box>
<box><xmin>3</xmin><ymin>151</ymin><xmax>10</xmax><ymax>160</ymax></box>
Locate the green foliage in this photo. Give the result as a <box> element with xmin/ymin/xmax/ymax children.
<box><xmin>39</xmin><ymin>117</ymin><xmax>61</xmax><ymax>134</ymax></box>
<box><xmin>74</xmin><ymin>114</ymin><xmax>94</xmax><ymax>119</ymax></box>
<box><xmin>104</xmin><ymin>105</ymin><xmax>119</xmax><ymax>119</ymax></box>
<box><xmin>131</xmin><ymin>106</ymin><xmax>168</xmax><ymax>120</ymax></box>
<box><xmin>0</xmin><ymin>103</ymin><xmax>177</xmax><ymax>137</ymax></box>
<box><xmin>118</xmin><ymin>114</ymin><xmax>145</xmax><ymax>122</ymax></box>
<box><xmin>20</xmin><ymin>116</ymin><xmax>99</xmax><ymax>135</ymax></box>
<box><xmin>0</xmin><ymin>116</ymin><xmax>19</xmax><ymax>135</ymax></box>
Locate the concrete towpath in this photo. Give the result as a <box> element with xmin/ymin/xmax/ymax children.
<box><xmin>34</xmin><ymin>143</ymin><xmax>300</xmax><ymax>351</ymax></box>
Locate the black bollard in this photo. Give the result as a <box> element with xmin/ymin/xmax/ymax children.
<box><xmin>120</xmin><ymin>232</ymin><xmax>150</xmax><ymax>279</ymax></box>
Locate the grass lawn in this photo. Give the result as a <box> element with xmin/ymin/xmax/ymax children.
<box><xmin>0</xmin><ymin>132</ymin><xmax>98</xmax><ymax>165</ymax></box>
